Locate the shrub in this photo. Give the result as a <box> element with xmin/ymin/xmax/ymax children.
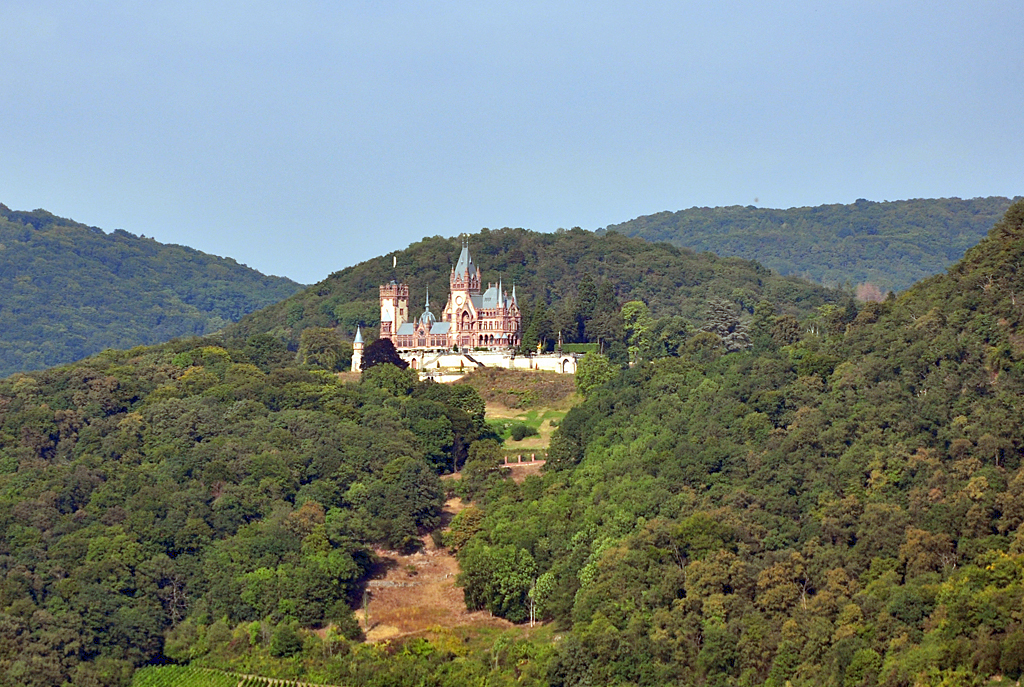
<box><xmin>510</xmin><ymin>423</ymin><xmax>539</xmax><ymax>441</ymax></box>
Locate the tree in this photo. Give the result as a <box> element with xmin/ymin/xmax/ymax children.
<box><xmin>574</xmin><ymin>353</ymin><xmax>617</xmax><ymax>398</ymax></box>
<box><xmin>299</xmin><ymin>327</ymin><xmax>350</xmax><ymax>371</ymax></box>
<box><xmin>360</xmin><ymin>337</ymin><xmax>408</xmax><ymax>371</ymax></box>
<box><xmin>361</xmin><ymin>363</ymin><xmax>418</xmax><ymax>396</ymax></box>
<box><xmin>270</xmin><ymin>621</ymin><xmax>303</xmax><ymax>657</ymax></box>
<box><xmin>621</xmin><ymin>300</ymin><xmax>652</xmax><ymax>362</ymax></box>
<box><xmin>700</xmin><ymin>298</ymin><xmax>751</xmax><ymax>352</ymax></box>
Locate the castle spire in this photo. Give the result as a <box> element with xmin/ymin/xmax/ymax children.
<box><xmin>454</xmin><ymin>235</ymin><xmax>476</xmax><ymax>277</ymax></box>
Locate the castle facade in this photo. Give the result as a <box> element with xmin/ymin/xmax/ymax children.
<box><xmin>379</xmin><ymin>239</ymin><xmax>522</xmax><ymax>353</ymax></box>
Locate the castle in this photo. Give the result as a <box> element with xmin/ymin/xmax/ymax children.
<box><xmin>380</xmin><ymin>238</ymin><xmax>522</xmax><ymax>351</ymax></box>
<box><xmin>352</xmin><ymin>238</ymin><xmax>576</xmax><ymax>376</ymax></box>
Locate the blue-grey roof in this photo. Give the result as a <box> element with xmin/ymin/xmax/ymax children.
<box><xmin>481</xmin><ymin>285</ymin><xmax>501</xmax><ymax>309</ymax></box>
<box><xmin>354</xmin><ymin>326</ymin><xmax>363</xmax><ymax>344</ymax></box>
<box><xmin>454</xmin><ymin>239</ymin><xmax>476</xmax><ymax>276</ymax></box>
<box><xmin>419</xmin><ymin>287</ymin><xmax>436</xmax><ymax>325</ymax></box>
<box><xmin>430</xmin><ymin>322</ymin><xmax>451</xmax><ymax>334</ymax></box>
<box><xmin>396</xmin><ymin>323</ymin><xmax>416</xmax><ymax>336</ymax></box>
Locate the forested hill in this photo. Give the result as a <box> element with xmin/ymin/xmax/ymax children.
<box><xmin>456</xmin><ymin>199</ymin><xmax>1024</xmax><ymax>685</ymax></box>
<box><xmin>0</xmin><ymin>201</ymin><xmax>1023</xmax><ymax>685</ymax></box>
<box><xmin>224</xmin><ymin>227</ymin><xmax>845</xmax><ymax>356</ymax></box>
<box><xmin>600</xmin><ymin>196</ymin><xmax>1017</xmax><ymax>293</ymax></box>
<box><xmin>0</xmin><ymin>205</ymin><xmax>303</xmax><ymax>377</ymax></box>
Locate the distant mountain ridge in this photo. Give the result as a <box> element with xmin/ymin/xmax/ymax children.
<box><xmin>0</xmin><ymin>204</ymin><xmax>304</xmax><ymax>377</ymax></box>
<box><xmin>600</xmin><ymin>196</ymin><xmax>1019</xmax><ymax>293</ymax></box>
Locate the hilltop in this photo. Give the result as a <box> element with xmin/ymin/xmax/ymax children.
<box><xmin>0</xmin><ymin>204</ymin><xmax>303</xmax><ymax>377</ymax></box>
<box><xmin>224</xmin><ymin>226</ymin><xmax>845</xmax><ymax>356</ymax></box>
<box><xmin>601</xmin><ymin>196</ymin><xmax>1017</xmax><ymax>293</ymax></box>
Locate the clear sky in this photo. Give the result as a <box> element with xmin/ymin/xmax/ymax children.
<box><xmin>1</xmin><ymin>1</ymin><xmax>1021</xmax><ymax>284</ymax></box>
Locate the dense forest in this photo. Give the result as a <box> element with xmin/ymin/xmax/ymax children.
<box><xmin>600</xmin><ymin>196</ymin><xmax>1017</xmax><ymax>293</ymax></box>
<box><xmin>224</xmin><ymin>227</ymin><xmax>844</xmax><ymax>363</ymax></box>
<box><xmin>1</xmin><ymin>200</ymin><xmax>1023</xmax><ymax>686</ymax></box>
<box><xmin>0</xmin><ymin>205</ymin><xmax>303</xmax><ymax>377</ymax></box>
<box><xmin>457</xmin><ymin>199</ymin><xmax>1024</xmax><ymax>685</ymax></box>
<box><xmin>0</xmin><ymin>333</ymin><xmax>491</xmax><ymax>686</ymax></box>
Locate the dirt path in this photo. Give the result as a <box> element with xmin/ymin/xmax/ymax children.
<box><xmin>358</xmin><ymin>498</ymin><xmax>512</xmax><ymax>642</ymax></box>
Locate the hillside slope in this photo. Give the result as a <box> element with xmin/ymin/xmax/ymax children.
<box><xmin>601</xmin><ymin>196</ymin><xmax>1017</xmax><ymax>293</ymax></box>
<box><xmin>0</xmin><ymin>335</ymin><xmax>491</xmax><ymax>685</ymax></box>
<box><xmin>458</xmin><ymin>199</ymin><xmax>1024</xmax><ymax>686</ymax></box>
<box><xmin>0</xmin><ymin>205</ymin><xmax>303</xmax><ymax>376</ymax></box>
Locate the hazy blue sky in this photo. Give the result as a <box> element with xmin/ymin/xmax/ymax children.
<box><xmin>1</xmin><ymin>1</ymin><xmax>1021</xmax><ymax>284</ymax></box>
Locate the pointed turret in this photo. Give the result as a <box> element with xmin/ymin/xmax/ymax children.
<box><xmin>454</xmin><ymin>236</ymin><xmax>476</xmax><ymax>277</ymax></box>
<box><xmin>351</xmin><ymin>326</ymin><xmax>364</xmax><ymax>372</ymax></box>
<box><xmin>451</xmin><ymin>236</ymin><xmax>482</xmax><ymax>294</ymax></box>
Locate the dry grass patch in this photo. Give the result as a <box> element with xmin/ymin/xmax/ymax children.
<box><xmin>458</xmin><ymin>368</ymin><xmax>576</xmax><ymax>409</ymax></box>
<box><xmin>358</xmin><ymin>498</ymin><xmax>512</xmax><ymax>642</ymax></box>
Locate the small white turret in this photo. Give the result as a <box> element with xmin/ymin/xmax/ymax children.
<box><xmin>351</xmin><ymin>326</ymin><xmax>364</xmax><ymax>372</ymax></box>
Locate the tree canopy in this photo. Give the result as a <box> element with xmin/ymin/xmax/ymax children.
<box><xmin>0</xmin><ymin>331</ymin><xmax>492</xmax><ymax>684</ymax></box>
<box><xmin>601</xmin><ymin>196</ymin><xmax>1019</xmax><ymax>292</ymax></box>
<box><xmin>454</xmin><ymin>198</ymin><xmax>1024</xmax><ymax>687</ymax></box>
<box><xmin>0</xmin><ymin>204</ymin><xmax>303</xmax><ymax>377</ymax></box>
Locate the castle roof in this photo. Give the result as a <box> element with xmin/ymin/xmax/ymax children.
<box><xmin>418</xmin><ymin>287</ymin><xmax>437</xmax><ymax>325</ymax></box>
<box><xmin>453</xmin><ymin>237</ymin><xmax>476</xmax><ymax>276</ymax></box>
<box><xmin>480</xmin><ymin>285</ymin><xmax>501</xmax><ymax>309</ymax></box>
<box><xmin>396</xmin><ymin>321</ymin><xmax>451</xmax><ymax>337</ymax></box>
<box><xmin>354</xmin><ymin>326</ymin><xmax>363</xmax><ymax>344</ymax></box>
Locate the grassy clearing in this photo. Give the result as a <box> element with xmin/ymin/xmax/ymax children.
<box><xmin>487</xmin><ymin>406</ymin><xmax>568</xmax><ymax>452</ymax></box>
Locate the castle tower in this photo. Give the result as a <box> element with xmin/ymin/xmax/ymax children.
<box><xmin>351</xmin><ymin>326</ymin><xmax>363</xmax><ymax>372</ymax></box>
<box><xmin>450</xmin><ymin>236</ymin><xmax>482</xmax><ymax>295</ymax></box>
<box><xmin>379</xmin><ymin>280</ymin><xmax>409</xmax><ymax>340</ymax></box>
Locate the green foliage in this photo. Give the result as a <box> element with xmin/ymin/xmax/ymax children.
<box><xmin>299</xmin><ymin>327</ymin><xmax>351</xmax><ymax>371</ymax></box>
<box><xmin>509</xmin><ymin>423</ymin><xmax>539</xmax><ymax>441</ymax></box>
<box><xmin>574</xmin><ymin>352</ymin><xmax>617</xmax><ymax>399</ymax></box>
<box><xmin>561</xmin><ymin>343</ymin><xmax>598</xmax><ymax>354</ymax></box>
<box><xmin>12</xmin><ymin>200</ymin><xmax>1024</xmax><ymax>687</ymax></box>
<box><xmin>0</xmin><ymin>204</ymin><xmax>303</xmax><ymax>377</ymax></box>
<box><xmin>455</xmin><ymin>200</ymin><xmax>1024</xmax><ymax>686</ymax></box>
<box><xmin>603</xmin><ymin>196</ymin><xmax>1019</xmax><ymax>292</ymax></box>
<box><xmin>132</xmin><ymin>665</ymin><xmax>239</xmax><ymax>687</ymax></box>
<box><xmin>0</xmin><ymin>331</ymin><xmax>491</xmax><ymax>684</ymax></box>
<box><xmin>360</xmin><ymin>363</ymin><xmax>418</xmax><ymax>396</ymax></box>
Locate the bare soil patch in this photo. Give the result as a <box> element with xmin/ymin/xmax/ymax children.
<box><xmin>358</xmin><ymin>498</ymin><xmax>511</xmax><ymax>642</ymax></box>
